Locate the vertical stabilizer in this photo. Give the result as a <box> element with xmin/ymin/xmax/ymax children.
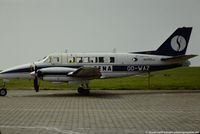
<box><xmin>155</xmin><ymin>27</ymin><xmax>192</xmax><ymax>56</ymax></box>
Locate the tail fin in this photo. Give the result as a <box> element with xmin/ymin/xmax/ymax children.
<box><xmin>155</xmin><ymin>27</ymin><xmax>192</xmax><ymax>56</ymax></box>
<box><xmin>132</xmin><ymin>27</ymin><xmax>192</xmax><ymax>56</ymax></box>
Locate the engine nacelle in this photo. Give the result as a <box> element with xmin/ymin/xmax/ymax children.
<box><xmin>42</xmin><ymin>76</ymin><xmax>84</xmax><ymax>83</ymax></box>
<box><xmin>37</xmin><ymin>67</ymin><xmax>77</xmax><ymax>78</ymax></box>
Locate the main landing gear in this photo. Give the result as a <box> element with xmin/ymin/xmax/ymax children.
<box><xmin>0</xmin><ymin>82</ymin><xmax>7</xmax><ymax>96</ymax></box>
<box><xmin>77</xmin><ymin>83</ymin><xmax>90</xmax><ymax>95</ymax></box>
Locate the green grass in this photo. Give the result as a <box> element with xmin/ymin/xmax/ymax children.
<box><xmin>0</xmin><ymin>67</ymin><xmax>200</xmax><ymax>90</ymax></box>
<box><xmin>90</xmin><ymin>67</ymin><xmax>200</xmax><ymax>90</ymax></box>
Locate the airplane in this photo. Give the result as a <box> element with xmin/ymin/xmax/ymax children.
<box><xmin>0</xmin><ymin>27</ymin><xmax>197</xmax><ymax>96</ymax></box>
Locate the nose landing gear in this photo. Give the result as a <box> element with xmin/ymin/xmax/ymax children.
<box><xmin>0</xmin><ymin>82</ymin><xmax>7</xmax><ymax>96</ymax></box>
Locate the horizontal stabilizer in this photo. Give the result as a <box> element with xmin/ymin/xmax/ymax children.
<box><xmin>161</xmin><ymin>54</ymin><xmax>197</xmax><ymax>62</ymax></box>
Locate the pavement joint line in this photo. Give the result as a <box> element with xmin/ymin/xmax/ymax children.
<box><xmin>0</xmin><ymin>125</ymin><xmax>82</xmax><ymax>134</ymax></box>
<box><xmin>0</xmin><ymin>108</ymin><xmax>199</xmax><ymax>114</ymax></box>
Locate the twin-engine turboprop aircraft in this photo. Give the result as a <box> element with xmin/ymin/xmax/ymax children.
<box><xmin>0</xmin><ymin>27</ymin><xmax>197</xmax><ymax>96</ymax></box>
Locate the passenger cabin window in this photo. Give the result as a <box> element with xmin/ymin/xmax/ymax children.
<box><xmin>76</xmin><ymin>57</ymin><xmax>83</xmax><ymax>63</ymax></box>
<box><xmin>99</xmin><ymin>57</ymin><xmax>104</xmax><ymax>63</ymax></box>
<box><xmin>68</xmin><ymin>57</ymin><xmax>75</xmax><ymax>63</ymax></box>
<box><xmin>83</xmin><ymin>57</ymin><xmax>89</xmax><ymax>63</ymax></box>
<box><xmin>57</xmin><ymin>57</ymin><xmax>59</xmax><ymax>62</ymax></box>
<box><xmin>89</xmin><ymin>57</ymin><xmax>96</xmax><ymax>63</ymax></box>
<box><xmin>110</xmin><ymin>57</ymin><xmax>115</xmax><ymax>63</ymax></box>
<box><xmin>68</xmin><ymin>56</ymin><xmax>106</xmax><ymax>63</ymax></box>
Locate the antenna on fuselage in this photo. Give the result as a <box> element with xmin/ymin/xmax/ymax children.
<box><xmin>112</xmin><ymin>48</ymin><xmax>116</xmax><ymax>53</ymax></box>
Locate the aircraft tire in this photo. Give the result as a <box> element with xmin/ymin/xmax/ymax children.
<box><xmin>0</xmin><ymin>88</ymin><xmax>7</xmax><ymax>96</ymax></box>
<box><xmin>78</xmin><ymin>87</ymin><xmax>90</xmax><ymax>95</ymax></box>
<box><xmin>84</xmin><ymin>89</ymin><xmax>90</xmax><ymax>95</ymax></box>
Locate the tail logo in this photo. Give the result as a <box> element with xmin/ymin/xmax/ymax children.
<box><xmin>171</xmin><ymin>35</ymin><xmax>186</xmax><ymax>52</ymax></box>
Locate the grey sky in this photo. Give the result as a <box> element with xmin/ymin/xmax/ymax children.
<box><xmin>0</xmin><ymin>0</ymin><xmax>199</xmax><ymax>69</ymax></box>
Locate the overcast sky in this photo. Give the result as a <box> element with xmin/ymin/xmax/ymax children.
<box><xmin>0</xmin><ymin>0</ymin><xmax>199</xmax><ymax>69</ymax></box>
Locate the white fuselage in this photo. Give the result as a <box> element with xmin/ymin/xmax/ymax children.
<box><xmin>37</xmin><ymin>52</ymin><xmax>168</xmax><ymax>77</ymax></box>
<box><xmin>0</xmin><ymin>52</ymin><xmax>182</xmax><ymax>83</ymax></box>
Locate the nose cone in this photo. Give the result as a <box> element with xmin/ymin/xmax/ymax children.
<box><xmin>0</xmin><ymin>63</ymin><xmax>34</xmax><ymax>79</ymax></box>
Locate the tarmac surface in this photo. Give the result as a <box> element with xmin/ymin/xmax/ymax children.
<box><xmin>0</xmin><ymin>89</ymin><xmax>200</xmax><ymax>134</ymax></box>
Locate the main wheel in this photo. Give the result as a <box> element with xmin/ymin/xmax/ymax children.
<box><xmin>78</xmin><ymin>87</ymin><xmax>84</xmax><ymax>94</ymax></box>
<box><xmin>77</xmin><ymin>87</ymin><xmax>90</xmax><ymax>95</ymax></box>
<box><xmin>0</xmin><ymin>88</ymin><xmax>7</xmax><ymax>96</ymax></box>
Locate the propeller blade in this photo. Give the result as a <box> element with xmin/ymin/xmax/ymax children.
<box><xmin>33</xmin><ymin>64</ymin><xmax>39</xmax><ymax>92</ymax></box>
<box><xmin>34</xmin><ymin>77</ymin><xmax>39</xmax><ymax>92</ymax></box>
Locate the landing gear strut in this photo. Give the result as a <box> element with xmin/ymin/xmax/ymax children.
<box><xmin>77</xmin><ymin>83</ymin><xmax>90</xmax><ymax>95</ymax></box>
<box><xmin>0</xmin><ymin>82</ymin><xmax>7</xmax><ymax>96</ymax></box>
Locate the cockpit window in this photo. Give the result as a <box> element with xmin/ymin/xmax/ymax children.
<box><xmin>51</xmin><ymin>56</ymin><xmax>60</xmax><ymax>64</ymax></box>
<box><xmin>43</xmin><ymin>56</ymin><xmax>51</xmax><ymax>63</ymax></box>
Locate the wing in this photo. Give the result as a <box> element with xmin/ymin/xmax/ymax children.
<box><xmin>33</xmin><ymin>66</ymin><xmax>101</xmax><ymax>80</ymax></box>
<box><xmin>67</xmin><ymin>67</ymin><xmax>101</xmax><ymax>79</ymax></box>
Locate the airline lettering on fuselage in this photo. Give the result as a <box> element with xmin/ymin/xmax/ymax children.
<box><xmin>127</xmin><ymin>65</ymin><xmax>150</xmax><ymax>72</ymax></box>
<box><xmin>95</xmin><ymin>65</ymin><xmax>113</xmax><ymax>72</ymax></box>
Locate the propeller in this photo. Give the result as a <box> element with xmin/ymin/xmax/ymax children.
<box><xmin>31</xmin><ymin>64</ymin><xmax>39</xmax><ymax>92</ymax></box>
<box><xmin>34</xmin><ymin>76</ymin><xmax>39</xmax><ymax>92</ymax></box>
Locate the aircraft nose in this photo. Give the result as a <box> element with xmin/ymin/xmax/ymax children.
<box><xmin>0</xmin><ymin>63</ymin><xmax>34</xmax><ymax>79</ymax></box>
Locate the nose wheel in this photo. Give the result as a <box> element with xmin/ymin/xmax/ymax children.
<box><xmin>0</xmin><ymin>88</ymin><xmax>7</xmax><ymax>96</ymax></box>
<box><xmin>0</xmin><ymin>81</ymin><xmax>7</xmax><ymax>96</ymax></box>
